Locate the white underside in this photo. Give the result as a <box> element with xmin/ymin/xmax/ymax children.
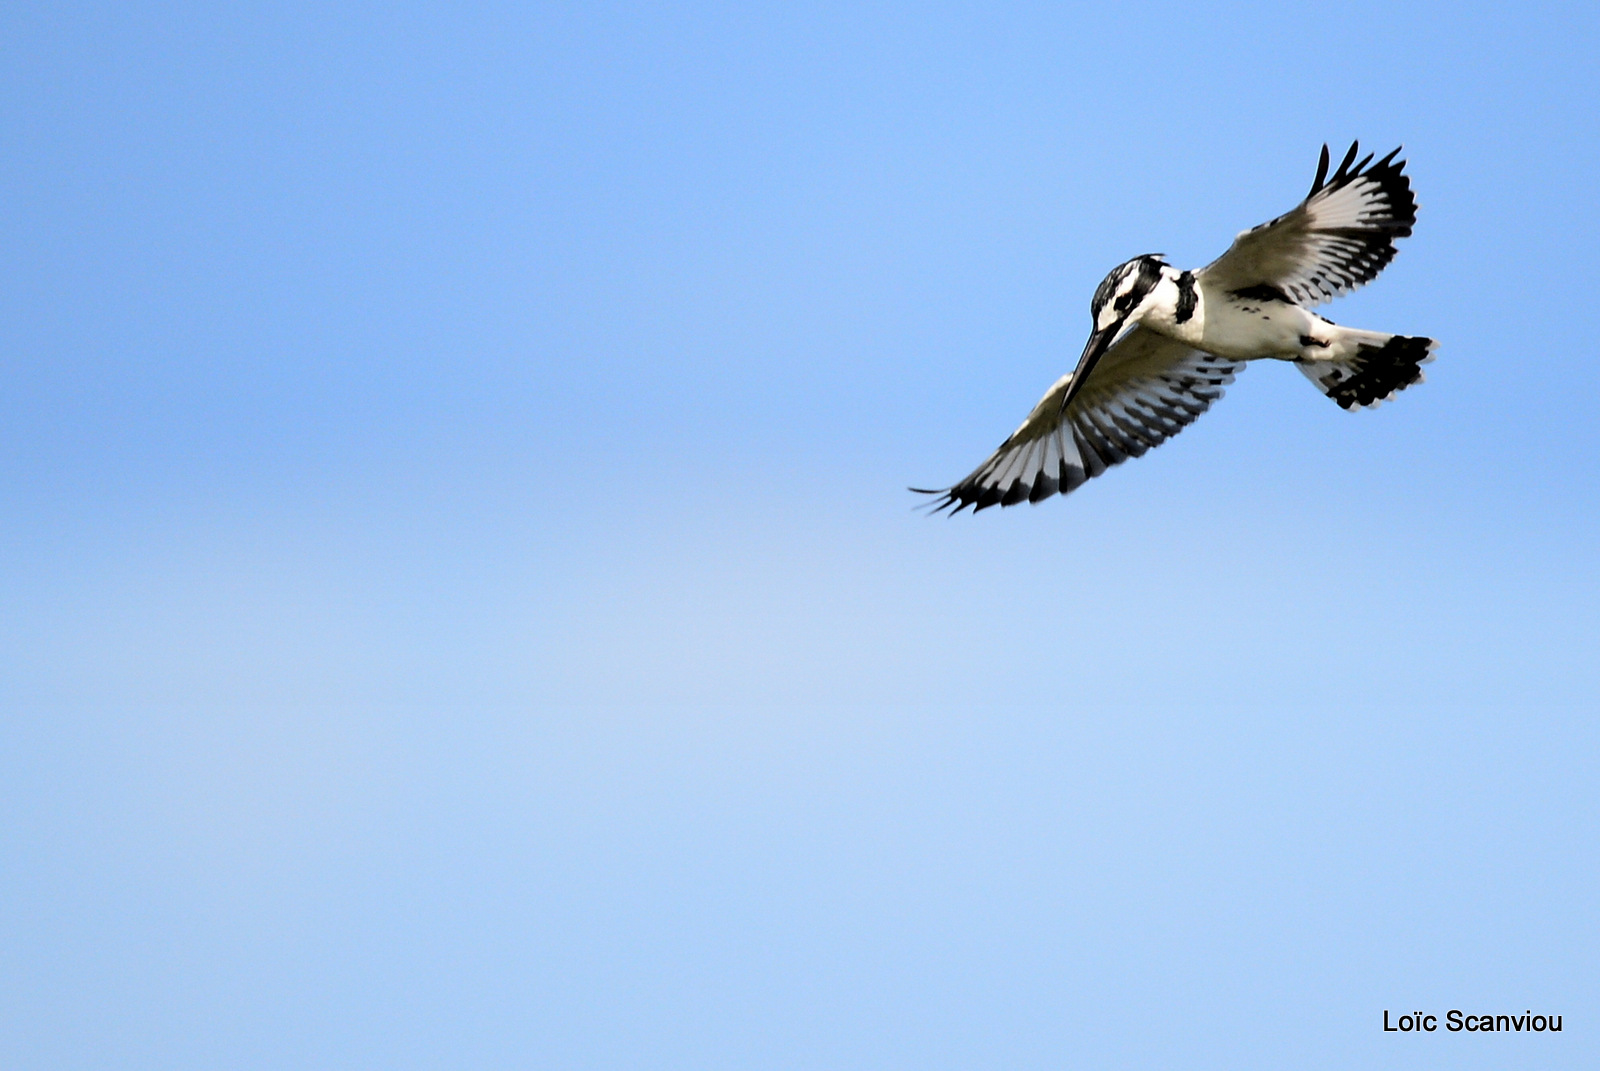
<box><xmin>1142</xmin><ymin>276</ymin><xmax>1394</xmax><ymax>363</ymax></box>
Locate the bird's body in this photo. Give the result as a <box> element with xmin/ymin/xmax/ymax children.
<box><xmin>1137</xmin><ymin>262</ymin><xmax>1409</xmax><ymax>365</ymax></box>
<box><xmin>918</xmin><ymin>142</ymin><xmax>1436</xmax><ymax>512</ymax></box>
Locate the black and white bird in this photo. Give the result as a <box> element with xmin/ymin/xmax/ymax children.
<box><xmin>916</xmin><ymin>142</ymin><xmax>1435</xmax><ymax>512</ymax></box>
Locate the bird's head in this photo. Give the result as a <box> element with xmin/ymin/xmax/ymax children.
<box><xmin>1089</xmin><ymin>253</ymin><xmax>1168</xmax><ymax>342</ymax></box>
<box><xmin>1067</xmin><ymin>255</ymin><xmax>1170</xmax><ymax>399</ymax></box>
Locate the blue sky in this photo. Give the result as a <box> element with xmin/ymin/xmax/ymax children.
<box><xmin>3</xmin><ymin>2</ymin><xmax>1598</xmax><ymax>1068</ymax></box>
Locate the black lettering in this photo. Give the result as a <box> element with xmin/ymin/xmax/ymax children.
<box><xmin>1447</xmin><ymin>1010</ymin><xmax>1463</xmax><ymax>1031</ymax></box>
<box><xmin>1422</xmin><ymin>1014</ymin><xmax>1437</xmax><ymax>1032</ymax></box>
<box><xmin>1496</xmin><ymin>1015</ymin><xmax>1510</xmax><ymax>1031</ymax></box>
<box><xmin>1383</xmin><ymin>1010</ymin><xmax>1397</xmax><ymax>1032</ymax></box>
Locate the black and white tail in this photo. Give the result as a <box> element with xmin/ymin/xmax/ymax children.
<box><xmin>1297</xmin><ymin>335</ymin><xmax>1437</xmax><ymax>410</ymax></box>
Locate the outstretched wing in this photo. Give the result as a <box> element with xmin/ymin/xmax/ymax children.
<box><xmin>915</xmin><ymin>327</ymin><xmax>1243</xmax><ymax>513</ymax></box>
<box><xmin>1198</xmin><ymin>142</ymin><xmax>1416</xmax><ymax>307</ymax></box>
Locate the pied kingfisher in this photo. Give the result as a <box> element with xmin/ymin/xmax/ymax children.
<box><xmin>916</xmin><ymin>141</ymin><xmax>1436</xmax><ymax>512</ymax></box>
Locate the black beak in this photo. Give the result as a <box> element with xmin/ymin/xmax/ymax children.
<box><xmin>1059</xmin><ymin>322</ymin><xmax>1121</xmax><ymax>414</ymax></box>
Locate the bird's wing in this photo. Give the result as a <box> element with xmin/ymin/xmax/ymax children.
<box><xmin>916</xmin><ymin>327</ymin><xmax>1243</xmax><ymax>512</ymax></box>
<box><xmin>1197</xmin><ymin>142</ymin><xmax>1416</xmax><ymax>307</ymax></box>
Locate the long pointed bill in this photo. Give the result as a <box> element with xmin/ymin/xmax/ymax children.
<box><xmin>1058</xmin><ymin>322</ymin><xmax>1121</xmax><ymax>414</ymax></box>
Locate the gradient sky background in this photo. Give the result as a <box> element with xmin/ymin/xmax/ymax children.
<box><xmin>4</xmin><ymin>3</ymin><xmax>1598</xmax><ymax>1068</ymax></box>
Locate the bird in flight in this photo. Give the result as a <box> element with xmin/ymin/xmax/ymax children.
<box><xmin>915</xmin><ymin>141</ymin><xmax>1435</xmax><ymax>513</ymax></box>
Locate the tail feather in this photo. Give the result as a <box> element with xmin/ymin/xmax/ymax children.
<box><xmin>1298</xmin><ymin>334</ymin><xmax>1437</xmax><ymax>409</ymax></box>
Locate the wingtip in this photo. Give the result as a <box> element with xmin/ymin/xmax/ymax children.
<box><xmin>1339</xmin><ymin>140</ymin><xmax>1361</xmax><ymax>177</ymax></box>
<box><xmin>1308</xmin><ymin>140</ymin><xmax>1365</xmax><ymax>192</ymax></box>
<box><xmin>1310</xmin><ymin>143</ymin><xmax>1332</xmax><ymax>195</ymax></box>
<box><xmin>909</xmin><ymin>486</ymin><xmax>963</xmax><ymax>516</ymax></box>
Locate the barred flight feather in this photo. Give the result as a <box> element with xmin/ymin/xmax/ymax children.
<box><xmin>915</xmin><ymin>328</ymin><xmax>1242</xmax><ymax>513</ymax></box>
<box><xmin>1199</xmin><ymin>141</ymin><xmax>1416</xmax><ymax>307</ymax></box>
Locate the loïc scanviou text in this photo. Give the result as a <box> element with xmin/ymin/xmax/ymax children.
<box><xmin>1383</xmin><ymin>1010</ymin><xmax>1562</xmax><ymax>1033</ymax></box>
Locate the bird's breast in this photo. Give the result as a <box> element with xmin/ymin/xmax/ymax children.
<box><xmin>1197</xmin><ymin>294</ymin><xmax>1312</xmax><ymax>359</ymax></box>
